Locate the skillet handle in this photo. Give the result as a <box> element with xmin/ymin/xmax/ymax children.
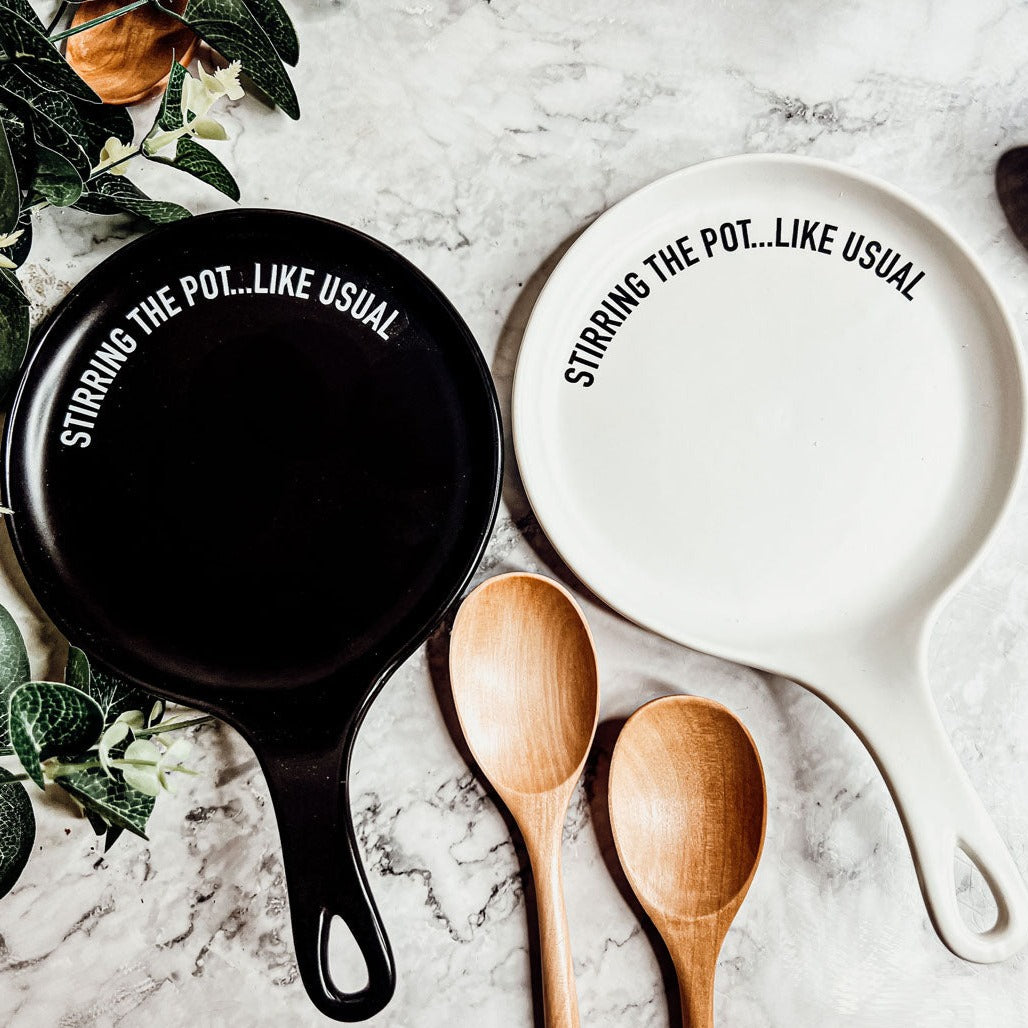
<box><xmin>838</xmin><ymin>661</ymin><xmax>1028</xmax><ymax>963</ymax></box>
<box><xmin>258</xmin><ymin>736</ymin><xmax>396</xmax><ymax>1020</ymax></box>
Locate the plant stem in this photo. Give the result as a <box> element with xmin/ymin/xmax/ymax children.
<box><xmin>49</xmin><ymin>0</ymin><xmax>149</xmax><ymax>43</ymax></box>
<box><xmin>51</xmin><ymin>757</ymin><xmax>194</xmax><ymax>776</ymax></box>
<box><xmin>50</xmin><ymin>758</ymin><xmax>101</xmax><ymax>775</ymax></box>
<box><xmin>90</xmin><ymin>146</ymin><xmax>144</xmax><ymax>179</ymax></box>
<box><xmin>137</xmin><ymin>715</ymin><xmax>215</xmax><ymax>737</ymax></box>
<box><xmin>0</xmin><ymin>753</ymin><xmax>200</xmax><ymax>786</ymax></box>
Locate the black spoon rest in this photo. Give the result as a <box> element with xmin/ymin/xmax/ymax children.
<box><xmin>2</xmin><ymin>209</ymin><xmax>502</xmax><ymax>1021</ymax></box>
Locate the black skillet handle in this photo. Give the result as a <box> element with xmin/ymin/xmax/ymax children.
<box><xmin>256</xmin><ymin>733</ymin><xmax>395</xmax><ymax>1021</ymax></box>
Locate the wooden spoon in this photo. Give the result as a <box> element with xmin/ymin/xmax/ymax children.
<box><xmin>450</xmin><ymin>572</ymin><xmax>599</xmax><ymax>1028</ymax></box>
<box><xmin>608</xmin><ymin>696</ymin><xmax>766</xmax><ymax>1028</ymax></box>
<box><xmin>65</xmin><ymin>0</ymin><xmax>198</xmax><ymax>106</ymax></box>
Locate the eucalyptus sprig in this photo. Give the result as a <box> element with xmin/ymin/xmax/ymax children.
<box><xmin>0</xmin><ymin>0</ymin><xmax>301</xmax><ymax>403</ymax></box>
<box><xmin>0</xmin><ymin>601</ymin><xmax>214</xmax><ymax>897</ymax></box>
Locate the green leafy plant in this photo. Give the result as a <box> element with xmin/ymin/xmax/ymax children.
<box><xmin>0</xmin><ymin>601</ymin><xmax>214</xmax><ymax>895</ymax></box>
<box><xmin>0</xmin><ymin>0</ymin><xmax>301</xmax><ymax>402</ymax></box>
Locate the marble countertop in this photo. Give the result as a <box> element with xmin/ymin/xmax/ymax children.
<box><xmin>4</xmin><ymin>0</ymin><xmax>1028</xmax><ymax>1024</ymax></box>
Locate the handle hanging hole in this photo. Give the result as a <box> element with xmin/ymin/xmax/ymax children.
<box><xmin>326</xmin><ymin>914</ymin><xmax>371</xmax><ymax>993</ymax></box>
<box><xmin>955</xmin><ymin>846</ymin><xmax>999</xmax><ymax>933</ymax></box>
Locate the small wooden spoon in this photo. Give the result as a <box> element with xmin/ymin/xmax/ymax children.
<box><xmin>608</xmin><ymin>696</ymin><xmax>766</xmax><ymax>1028</ymax></box>
<box><xmin>450</xmin><ymin>572</ymin><xmax>599</xmax><ymax>1028</ymax></box>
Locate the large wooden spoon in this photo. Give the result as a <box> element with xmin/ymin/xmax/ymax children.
<box><xmin>450</xmin><ymin>572</ymin><xmax>599</xmax><ymax>1028</ymax></box>
<box><xmin>608</xmin><ymin>696</ymin><xmax>766</xmax><ymax>1028</ymax></box>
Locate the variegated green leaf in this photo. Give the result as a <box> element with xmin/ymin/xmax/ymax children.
<box><xmin>72</xmin><ymin>95</ymin><xmax>133</xmax><ymax>158</ymax></box>
<box><xmin>83</xmin><ymin>664</ymin><xmax>151</xmax><ymax>723</ymax></box>
<box><xmin>151</xmin><ymin>137</ymin><xmax>239</xmax><ymax>200</ymax></box>
<box><xmin>0</xmin><ymin>0</ymin><xmax>47</xmax><ymax>30</ymax></box>
<box><xmin>32</xmin><ymin>143</ymin><xmax>82</xmax><ymax>207</ymax></box>
<box><xmin>239</xmin><ymin>0</ymin><xmax>297</xmax><ymax>65</ymax></box>
<box><xmin>154</xmin><ymin>0</ymin><xmax>299</xmax><ymax>119</ymax></box>
<box><xmin>9</xmin><ymin>682</ymin><xmax>104</xmax><ymax>789</ymax></box>
<box><xmin>74</xmin><ymin>174</ymin><xmax>190</xmax><ymax>223</ymax></box>
<box><xmin>64</xmin><ymin>645</ymin><xmax>90</xmax><ymax>693</ymax></box>
<box><xmin>0</xmin><ymin>7</ymin><xmax>99</xmax><ymax>103</ymax></box>
<box><xmin>0</xmin><ymin>65</ymin><xmax>91</xmax><ymax>179</ymax></box>
<box><xmin>154</xmin><ymin>59</ymin><xmax>186</xmax><ymax>133</ymax></box>
<box><xmin>0</xmin><ymin>99</ymin><xmax>33</xmax><ymax>199</ymax></box>
<box><xmin>0</xmin><ymin>266</ymin><xmax>28</xmax><ymax>405</ymax></box>
<box><xmin>0</xmin><ymin>603</ymin><xmax>28</xmax><ymax>748</ymax></box>
<box><xmin>0</xmin><ymin>206</ymin><xmax>29</xmax><ymax>269</ymax></box>
<box><xmin>0</xmin><ymin>765</ymin><xmax>33</xmax><ymax>897</ymax></box>
<box><xmin>0</xmin><ymin>114</ymin><xmax>18</xmax><ymax>235</ymax></box>
<box><xmin>59</xmin><ymin>736</ymin><xmax>154</xmax><ymax>839</ymax></box>
<box><xmin>67</xmin><ymin>647</ymin><xmax>164</xmax><ymax>728</ymax></box>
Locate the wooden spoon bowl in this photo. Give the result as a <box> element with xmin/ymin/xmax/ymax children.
<box><xmin>450</xmin><ymin>573</ymin><xmax>598</xmax><ymax>795</ymax></box>
<box><xmin>609</xmin><ymin>695</ymin><xmax>766</xmax><ymax>1028</ymax></box>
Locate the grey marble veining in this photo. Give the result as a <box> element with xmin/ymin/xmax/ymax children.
<box><xmin>3</xmin><ymin>0</ymin><xmax>1028</xmax><ymax>1024</ymax></box>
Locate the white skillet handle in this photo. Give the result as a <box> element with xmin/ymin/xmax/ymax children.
<box><xmin>837</xmin><ymin>663</ymin><xmax>1028</xmax><ymax>963</ymax></box>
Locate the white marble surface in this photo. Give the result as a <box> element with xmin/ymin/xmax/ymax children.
<box><xmin>4</xmin><ymin>0</ymin><xmax>1028</xmax><ymax>1024</ymax></box>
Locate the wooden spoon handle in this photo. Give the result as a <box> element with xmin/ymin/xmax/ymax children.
<box><xmin>665</xmin><ymin>918</ymin><xmax>723</xmax><ymax>1028</ymax></box>
<box><xmin>678</xmin><ymin>972</ymin><xmax>714</xmax><ymax>1028</ymax></box>
<box><xmin>526</xmin><ymin>830</ymin><xmax>581</xmax><ymax>1028</ymax></box>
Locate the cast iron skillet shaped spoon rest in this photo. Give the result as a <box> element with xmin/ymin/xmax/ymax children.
<box><xmin>2</xmin><ymin>209</ymin><xmax>502</xmax><ymax>1021</ymax></box>
<box><xmin>515</xmin><ymin>155</ymin><xmax>1028</xmax><ymax>963</ymax></box>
